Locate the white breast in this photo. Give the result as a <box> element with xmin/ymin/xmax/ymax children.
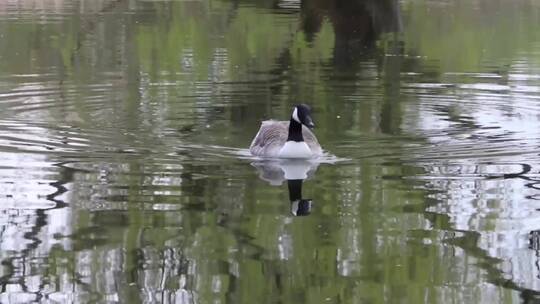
<box><xmin>278</xmin><ymin>141</ymin><xmax>313</xmax><ymax>159</ymax></box>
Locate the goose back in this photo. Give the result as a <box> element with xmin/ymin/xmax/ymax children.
<box><xmin>249</xmin><ymin>120</ymin><xmax>322</xmax><ymax>157</ymax></box>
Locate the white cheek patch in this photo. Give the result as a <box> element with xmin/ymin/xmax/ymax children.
<box><xmin>292</xmin><ymin>108</ymin><xmax>300</xmax><ymax>123</ymax></box>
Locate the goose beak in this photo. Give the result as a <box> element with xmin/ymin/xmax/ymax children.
<box><xmin>304</xmin><ymin>116</ymin><xmax>315</xmax><ymax>129</ymax></box>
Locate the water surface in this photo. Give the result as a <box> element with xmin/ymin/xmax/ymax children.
<box><xmin>1</xmin><ymin>0</ymin><xmax>540</xmax><ymax>303</ymax></box>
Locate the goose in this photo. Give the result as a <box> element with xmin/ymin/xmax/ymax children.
<box><xmin>249</xmin><ymin>104</ymin><xmax>323</xmax><ymax>158</ymax></box>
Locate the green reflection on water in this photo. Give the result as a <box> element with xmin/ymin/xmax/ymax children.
<box><xmin>0</xmin><ymin>0</ymin><xmax>539</xmax><ymax>303</ymax></box>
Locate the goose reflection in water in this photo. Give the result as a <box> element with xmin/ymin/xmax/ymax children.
<box><xmin>251</xmin><ymin>159</ymin><xmax>319</xmax><ymax>216</ymax></box>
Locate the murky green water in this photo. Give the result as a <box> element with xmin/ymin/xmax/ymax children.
<box><xmin>1</xmin><ymin>0</ymin><xmax>540</xmax><ymax>302</ymax></box>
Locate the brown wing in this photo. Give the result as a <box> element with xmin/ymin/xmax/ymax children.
<box><xmin>249</xmin><ymin>121</ymin><xmax>288</xmax><ymax>156</ymax></box>
<box><xmin>302</xmin><ymin>126</ymin><xmax>322</xmax><ymax>155</ymax></box>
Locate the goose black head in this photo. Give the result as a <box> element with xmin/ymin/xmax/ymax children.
<box><xmin>291</xmin><ymin>104</ymin><xmax>315</xmax><ymax>129</ymax></box>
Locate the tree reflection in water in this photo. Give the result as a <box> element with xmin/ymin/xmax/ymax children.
<box><xmin>0</xmin><ymin>0</ymin><xmax>540</xmax><ymax>303</ymax></box>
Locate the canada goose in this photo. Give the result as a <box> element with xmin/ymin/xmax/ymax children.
<box><xmin>249</xmin><ymin>104</ymin><xmax>323</xmax><ymax>158</ymax></box>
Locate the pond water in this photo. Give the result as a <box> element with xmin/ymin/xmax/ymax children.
<box><xmin>1</xmin><ymin>0</ymin><xmax>540</xmax><ymax>303</ymax></box>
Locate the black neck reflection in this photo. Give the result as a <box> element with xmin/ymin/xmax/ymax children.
<box><xmin>287</xmin><ymin>179</ymin><xmax>312</xmax><ymax>216</ymax></box>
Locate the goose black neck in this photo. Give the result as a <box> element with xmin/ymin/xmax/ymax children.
<box><xmin>287</xmin><ymin>179</ymin><xmax>303</xmax><ymax>202</ymax></box>
<box><xmin>287</xmin><ymin>118</ymin><xmax>304</xmax><ymax>142</ymax></box>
